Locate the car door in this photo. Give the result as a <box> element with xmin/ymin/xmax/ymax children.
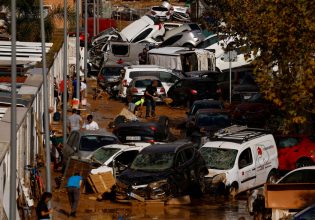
<box><xmin>113</xmin><ymin>150</ymin><xmax>140</xmax><ymax>175</ymax></box>
<box><xmin>238</xmin><ymin>147</ymin><xmax>256</xmax><ymax>192</ymax></box>
<box><xmin>159</xmin><ymin>72</ymin><xmax>179</xmax><ymax>93</ymax></box>
<box><xmin>63</xmin><ymin>131</ymin><xmax>79</xmax><ymax>164</ymax></box>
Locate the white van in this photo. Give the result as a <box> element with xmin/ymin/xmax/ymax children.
<box><xmin>199</xmin><ymin>125</ymin><xmax>278</xmax><ymax>196</ymax></box>
<box><xmin>118</xmin><ymin>65</ymin><xmax>182</xmax><ymax>98</ymax></box>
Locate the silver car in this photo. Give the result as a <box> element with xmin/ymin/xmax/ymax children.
<box><xmin>62</xmin><ymin>130</ymin><xmax>118</xmax><ymax>167</ymax></box>
<box><xmin>160</xmin><ymin>30</ymin><xmax>205</xmax><ymax>47</ymax></box>
<box><xmin>126</xmin><ymin>76</ymin><xmax>166</xmax><ymax>103</ymax></box>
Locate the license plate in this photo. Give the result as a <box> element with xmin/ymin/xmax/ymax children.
<box><xmin>126</xmin><ymin>136</ymin><xmax>141</xmax><ymax>141</ymax></box>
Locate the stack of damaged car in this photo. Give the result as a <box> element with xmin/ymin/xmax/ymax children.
<box><xmin>115</xmin><ymin>143</ymin><xmax>209</xmax><ymax>202</ymax></box>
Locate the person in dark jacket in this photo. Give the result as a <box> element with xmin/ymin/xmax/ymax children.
<box><xmin>144</xmin><ymin>80</ymin><xmax>159</xmax><ymax>118</ymax></box>
<box><xmin>36</xmin><ymin>192</ymin><xmax>53</xmax><ymax>220</ymax></box>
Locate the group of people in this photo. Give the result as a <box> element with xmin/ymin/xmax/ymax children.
<box><xmin>67</xmin><ymin>109</ymin><xmax>99</xmax><ymax>133</ymax></box>
<box><xmin>54</xmin><ymin>75</ymin><xmax>87</xmax><ymax>107</ymax></box>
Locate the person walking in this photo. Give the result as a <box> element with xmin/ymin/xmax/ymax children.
<box><xmin>66</xmin><ymin>172</ymin><xmax>82</xmax><ymax>217</ymax></box>
<box><xmin>67</xmin><ymin>109</ymin><xmax>83</xmax><ymax>132</ymax></box>
<box><xmin>144</xmin><ymin>80</ymin><xmax>159</xmax><ymax>118</ymax></box>
<box><xmin>82</xmin><ymin>114</ymin><xmax>99</xmax><ymax>130</ymax></box>
<box><xmin>36</xmin><ymin>192</ymin><xmax>53</xmax><ymax>220</ymax></box>
<box><xmin>59</xmin><ymin>75</ymin><xmax>70</xmax><ymax>104</ymax></box>
<box><xmin>138</xmin><ymin>48</ymin><xmax>148</xmax><ymax>64</ymax></box>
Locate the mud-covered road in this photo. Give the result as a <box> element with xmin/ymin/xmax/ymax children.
<box><xmin>49</xmin><ymin>79</ymin><xmax>251</xmax><ymax>220</ymax></box>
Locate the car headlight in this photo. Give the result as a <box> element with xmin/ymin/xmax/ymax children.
<box><xmin>212</xmin><ymin>173</ymin><xmax>227</xmax><ymax>185</ymax></box>
<box><xmin>148</xmin><ymin>179</ymin><xmax>168</xmax><ymax>190</ymax></box>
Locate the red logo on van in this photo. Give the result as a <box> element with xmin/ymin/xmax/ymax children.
<box><xmin>257</xmin><ymin>147</ymin><xmax>262</xmax><ymax>156</ymax></box>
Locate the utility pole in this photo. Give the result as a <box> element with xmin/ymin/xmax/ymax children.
<box><xmin>93</xmin><ymin>0</ymin><xmax>96</xmax><ymax>37</ymax></box>
<box><xmin>63</xmin><ymin>0</ymin><xmax>68</xmax><ymax>150</ymax></box>
<box><xmin>9</xmin><ymin>0</ymin><xmax>17</xmax><ymax>219</ymax></box>
<box><xmin>84</xmin><ymin>0</ymin><xmax>88</xmax><ymax>80</ymax></box>
<box><xmin>40</xmin><ymin>0</ymin><xmax>52</xmax><ymax>199</ymax></box>
<box><xmin>76</xmin><ymin>0</ymin><xmax>81</xmax><ymax>99</ymax></box>
<box><xmin>97</xmin><ymin>0</ymin><xmax>100</xmax><ymax>34</ymax></box>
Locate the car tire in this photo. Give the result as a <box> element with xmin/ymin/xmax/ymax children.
<box><xmin>266</xmin><ymin>170</ymin><xmax>278</xmax><ymax>184</ymax></box>
<box><xmin>158</xmin><ymin>116</ymin><xmax>169</xmax><ymax>138</ymax></box>
<box><xmin>229</xmin><ymin>183</ymin><xmax>238</xmax><ymax>199</ymax></box>
<box><xmin>296</xmin><ymin>158</ymin><xmax>314</xmax><ymax>168</ymax></box>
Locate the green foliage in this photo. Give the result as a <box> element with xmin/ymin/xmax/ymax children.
<box><xmin>204</xmin><ymin>0</ymin><xmax>315</xmax><ymax>133</ymax></box>
<box><xmin>2</xmin><ymin>0</ymin><xmax>75</xmax><ymax>42</ymax></box>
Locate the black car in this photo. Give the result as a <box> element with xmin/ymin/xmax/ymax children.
<box><xmin>186</xmin><ymin>109</ymin><xmax>231</xmax><ymax>137</ymax></box>
<box><xmin>186</xmin><ymin>99</ymin><xmax>224</xmax><ymax>121</ymax></box>
<box><xmin>115</xmin><ymin>143</ymin><xmax>209</xmax><ymax>201</ymax></box>
<box><xmin>167</xmin><ymin>78</ymin><xmax>220</xmax><ymax>107</ymax></box>
<box><xmin>113</xmin><ymin>116</ymin><xmax>169</xmax><ymax>143</ymax></box>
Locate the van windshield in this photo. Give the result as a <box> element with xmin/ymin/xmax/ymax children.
<box><xmin>200</xmin><ymin>147</ymin><xmax>238</xmax><ymax>170</ymax></box>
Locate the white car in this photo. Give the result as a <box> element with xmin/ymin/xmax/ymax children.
<box><xmin>248</xmin><ymin>166</ymin><xmax>315</xmax><ymax>219</ymax></box>
<box><xmin>150</xmin><ymin>6</ymin><xmax>171</xmax><ymax>21</ymax></box>
<box><xmin>199</xmin><ymin>125</ymin><xmax>279</xmax><ymax>196</ymax></box>
<box><xmin>89</xmin><ymin>143</ymin><xmax>152</xmax><ymax>175</ymax></box>
<box><xmin>118</xmin><ymin>65</ymin><xmax>181</xmax><ymax>98</ymax></box>
<box><xmin>120</xmin><ymin>15</ymin><xmax>165</xmax><ymax>44</ymax></box>
<box><xmin>163</xmin><ymin>22</ymin><xmax>183</xmax><ymax>31</ymax></box>
<box><xmin>201</xmin><ymin>36</ymin><xmax>258</xmax><ymax>71</ymax></box>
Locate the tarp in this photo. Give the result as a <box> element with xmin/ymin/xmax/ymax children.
<box><xmin>149</xmin><ymin>54</ymin><xmax>182</xmax><ymax>71</ymax></box>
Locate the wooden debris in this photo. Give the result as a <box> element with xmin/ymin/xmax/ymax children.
<box><xmin>88</xmin><ymin>172</ymin><xmax>116</xmax><ymax>194</ymax></box>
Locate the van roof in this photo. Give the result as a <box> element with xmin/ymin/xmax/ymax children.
<box><xmin>210</xmin><ymin>125</ymin><xmax>270</xmax><ymax>144</ymax></box>
<box><xmin>126</xmin><ymin>65</ymin><xmax>172</xmax><ymax>71</ymax></box>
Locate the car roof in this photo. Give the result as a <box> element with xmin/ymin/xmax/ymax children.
<box><xmin>196</xmin><ymin>109</ymin><xmax>229</xmax><ymax>114</ymax></box>
<box><xmin>126</xmin><ymin>65</ymin><xmax>172</xmax><ymax>71</ymax></box>
<box><xmin>75</xmin><ymin>129</ymin><xmax>117</xmax><ymax>138</ymax></box>
<box><xmin>131</xmin><ymin>76</ymin><xmax>161</xmax><ymax>81</ymax></box>
<box><xmin>277</xmin><ymin>166</ymin><xmax>315</xmax><ymax>183</ymax></box>
<box><xmin>140</xmin><ymin>143</ymin><xmax>190</xmax><ymax>154</ymax></box>
<box><xmin>192</xmin><ymin>99</ymin><xmax>223</xmax><ymax>105</ymax></box>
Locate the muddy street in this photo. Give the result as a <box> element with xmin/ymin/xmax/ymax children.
<box><xmin>49</xmin><ymin>79</ymin><xmax>251</xmax><ymax>220</ymax></box>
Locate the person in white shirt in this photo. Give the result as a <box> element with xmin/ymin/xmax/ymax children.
<box><xmin>82</xmin><ymin>114</ymin><xmax>99</xmax><ymax>130</ymax></box>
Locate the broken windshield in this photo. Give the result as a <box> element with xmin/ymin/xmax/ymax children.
<box><xmin>91</xmin><ymin>147</ymin><xmax>120</xmax><ymax>164</ymax></box>
<box><xmin>130</xmin><ymin>152</ymin><xmax>174</xmax><ymax>171</ymax></box>
<box><xmin>200</xmin><ymin>147</ymin><xmax>238</xmax><ymax>170</ymax></box>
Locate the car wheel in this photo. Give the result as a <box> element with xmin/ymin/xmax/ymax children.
<box><xmin>229</xmin><ymin>183</ymin><xmax>238</xmax><ymax>198</ymax></box>
<box><xmin>296</xmin><ymin>158</ymin><xmax>314</xmax><ymax>168</ymax></box>
<box><xmin>266</xmin><ymin>170</ymin><xmax>278</xmax><ymax>184</ymax></box>
<box><xmin>158</xmin><ymin>116</ymin><xmax>169</xmax><ymax>138</ymax></box>
<box><xmin>183</xmin><ymin>43</ymin><xmax>194</xmax><ymax>48</ymax></box>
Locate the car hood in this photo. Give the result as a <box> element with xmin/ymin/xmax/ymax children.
<box><xmin>118</xmin><ymin>168</ymin><xmax>172</xmax><ymax>186</ymax></box>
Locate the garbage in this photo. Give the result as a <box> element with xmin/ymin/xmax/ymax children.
<box><xmin>166</xmin><ymin>195</ymin><xmax>191</xmax><ymax>205</ymax></box>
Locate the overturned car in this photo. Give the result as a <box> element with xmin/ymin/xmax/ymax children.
<box><xmin>115</xmin><ymin>143</ymin><xmax>208</xmax><ymax>202</ymax></box>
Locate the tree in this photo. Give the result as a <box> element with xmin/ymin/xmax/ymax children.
<box><xmin>1</xmin><ymin>0</ymin><xmax>75</xmax><ymax>42</ymax></box>
<box><xmin>202</xmin><ymin>0</ymin><xmax>315</xmax><ymax>133</ymax></box>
